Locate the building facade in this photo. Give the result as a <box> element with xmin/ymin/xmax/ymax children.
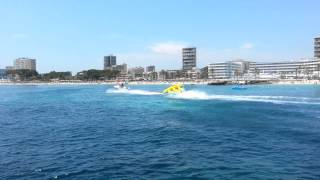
<box><xmin>104</xmin><ymin>55</ymin><xmax>116</xmax><ymax>70</ymax></box>
<box><xmin>249</xmin><ymin>59</ymin><xmax>320</xmax><ymax>79</ymax></box>
<box><xmin>231</xmin><ymin>59</ymin><xmax>250</xmax><ymax>75</ymax></box>
<box><xmin>146</xmin><ymin>65</ymin><xmax>155</xmax><ymax>72</ymax></box>
<box><xmin>113</xmin><ymin>63</ymin><xmax>127</xmax><ymax>74</ymax></box>
<box><xmin>0</xmin><ymin>69</ymin><xmax>7</xmax><ymax>79</ymax></box>
<box><xmin>208</xmin><ymin>62</ymin><xmax>241</xmax><ymax>79</ymax></box>
<box><xmin>112</xmin><ymin>63</ymin><xmax>128</xmax><ymax>80</ymax></box>
<box><xmin>200</xmin><ymin>66</ymin><xmax>208</xmax><ymax>79</ymax></box>
<box><xmin>6</xmin><ymin>66</ymin><xmax>14</xmax><ymax>70</ymax></box>
<box><xmin>315</xmin><ymin>37</ymin><xmax>320</xmax><ymax>59</ymax></box>
<box><xmin>157</xmin><ymin>70</ymin><xmax>183</xmax><ymax>80</ymax></box>
<box><xmin>14</xmin><ymin>58</ymin><xmax>36</xmax><ymax>71</ymax></box>
<box><xmin>185</xmin><ymin>67</ymin><xmax>200</xmax><ymax>79</ymax></box>
<box><xmin>158</xmin><ymin>70</ymin><xmax>167</xmax><ymax>81</ymax></box>
<box><xmin>166</xmin><ymin>70</ymin><xmax>181</xmax><ymax>79</ymax></box>
<box><xmin>128</xmin><ymin>67</ymin><xmax>145</xmax><ymax>79</ymax></box>
<box><xmin>182</xmin><ymin>47</ymin><xmax>196</xmax><ymax>71</ymax></box>
<box><xmin>145</xmin><ymin>65</ymin><xmax>157</xmax><ymax>80</ymax></box>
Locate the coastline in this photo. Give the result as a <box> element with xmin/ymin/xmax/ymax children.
<box><xmin>1</xmin><ymin>79</ymin><xmax>320</xmax><ymax>86</ymax></box>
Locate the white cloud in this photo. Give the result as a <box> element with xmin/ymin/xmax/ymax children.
<box><xmin>149</xmin><ymin>41</ymin><xmax>189</xmax><ymax>55</ymax></box>
<box><xmin>240</xmin><ymin>42</ymin><xmax>254</xmax><ymax>49</ymax></box>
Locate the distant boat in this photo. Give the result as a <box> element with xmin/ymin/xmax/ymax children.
<box><xmin>208</xmin><ymin>81</ymin><xmax>228</xmax><ymax>85</ymax></box>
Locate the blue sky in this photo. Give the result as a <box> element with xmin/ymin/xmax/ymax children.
<box><xmin>0</xmin><ymin>0</ymin><xmax>319</xmax><ymax>73</ymax></box>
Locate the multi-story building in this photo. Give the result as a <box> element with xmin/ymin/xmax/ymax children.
<box><xmin>200</xmin><ymin>66</ymin><xmax>208</xmax><ymax>79</ymax></box>
<box><xmin>128</xmin><ymin>66</ymin><xmax>145</xmax><ymax>79</ymax></box>
<box><xmin>113</xmin><ymin>63</ymin><xmax>127</xmax><ymax>74</ymax></box>
<box><xmin>166</xmin><ymin>70</ymin><xmax>182</xmax><ymax>79</ymax></box>
<box><xmin>145</xmin><ymin>65</ymin><xmax>157</xmax><ymax>80</ymax></box>
<box><xmin>112</xmin><ymin>63</ymin><xmax>128</xmax><ymax>80</ymax></box>
<box><xmin>14</xmin><ymin>58</ymin><xmax>36</xmax><ymax>71</ymax></box>
<box><xmin>146</xmin><ymin>65</ymin><xmax>155</xmax><ymax>72</ymax></box>
<box><xmin>157</xmin><ymin>70</ymin><xmax>183</xmax><ymax>80</ymax></box>
<box><xmin>185</xmin><ymin>67</ymin><xmax>200</xmax><ymax>79</ymax></box>
<box><xmin>315</xmin><ymin>37</ymin><xmax>320</xmax><ymax>59</ymax></box>
<box><xmin>208</xmin><ymin>62</ymin><xmax>241</xmax><ymax>79</ymax></box>
<box><xmin>182</xmin><ymin>47</ymin><xmax>196</xmax><ymax>71</ymax></box>
<box><xmin>0</xmin><ymin>69</ymin><xmax>7</xmax><ymax>79</ymax></box>
<box><xmin>6</xmin><ymin>66</ymin><xmax>13</xmax><ymax>70</ymax></box>
<box><xmin>158</xmin><ymin>70</ymin><xmax>167</xmax><ymax>81</ymax></box>
<box><xmin>231</xmin><ymin>59</ymin><xmax>250</xmax><ymax>75</ymax></box>
<box><xmin>104</xmin><ymin>55</ymin><xmax>116</xmax><ymax>70</ymax></box>
<box><xmin>249</xmin><ymin>59</ymin><xmax>320</xmax><ymax>79</ymax></box>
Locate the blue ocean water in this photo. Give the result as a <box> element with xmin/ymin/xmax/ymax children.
<box><xmin>1</xmin><ymin>84</ymin><xmax>320</xmax><ymax>179</ymax></box>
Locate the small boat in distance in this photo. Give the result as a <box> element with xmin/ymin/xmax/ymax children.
<box><xmin>232</xmin><ymin>81</ymin><xmax>247</xmax><ymax>90</ymax></box>
<box><xmin>208</xmin><ymin>81</ymin><xmax>228</xmax><ymax>85</ymax></box>
<box><xmin>232</xmin><ymin>86</ymin><xmax>247</xmax><ymax>90</ymax></box>
<box><xmin>232</xmin><ymin>78</ymin><xmax>248</xmax><ymax>90</ymax></box>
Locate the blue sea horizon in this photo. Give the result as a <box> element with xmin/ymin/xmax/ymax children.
<box><xmin>1</xmin><ymin>84</ymin><xmax>320</xmax><ymax>179</ymax></box>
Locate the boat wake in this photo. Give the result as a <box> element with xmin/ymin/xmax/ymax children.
<box><xmin>106</xmin><ymin>89</ymin><xmax>162</xmax><ymax>95</ymax></box>
<box><xmin>106</xmin><ymin>88</ymin><xmax>320</xmax><ymax>105</ymax></box>
<box><xmin>168</xmin><ymin>90</ymin><xmax>320</xmax><ymax>105</ymax></box>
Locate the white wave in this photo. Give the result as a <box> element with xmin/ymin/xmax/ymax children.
<box><xmin>106</xmin><ymin>89</ymin><xmax>161</xmax><ymax>95</ymax></box>
<box><xmin>168</xmin><ymin>90</ymin><xmax>320</xmax><ymax>105</ymax></box>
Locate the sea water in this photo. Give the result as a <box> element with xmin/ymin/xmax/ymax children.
<box><xmin>1</xmin><ymin>84</ymin><xmax>320</xmax><ymax>179</ymax></box>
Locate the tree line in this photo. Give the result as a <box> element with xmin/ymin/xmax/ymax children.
<box><xmin>5</xmin><ymin>69</ymin><xmax>120</xmax><ymax>81</ymax></box>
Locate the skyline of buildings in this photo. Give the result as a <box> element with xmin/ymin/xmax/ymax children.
<box><xmin>0</xmin><ymin>1</ymin><xmax>319</xmax><ymax>75</ymax></box>
<box><xmin>1</xmin><ymin>36</ymin><xmax>320</xmax><ymax>81</ymax></box>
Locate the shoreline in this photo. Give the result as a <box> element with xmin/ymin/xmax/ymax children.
<box><xmin>1</xmin><ymin>79</ymin><xmax>320</xmax><ymax>86</ymax></box>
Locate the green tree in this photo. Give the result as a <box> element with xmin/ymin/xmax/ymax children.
<box><xmin>42</xmin><ymin>71</ymin><xmax>72</xmax><ymax>80</ymax></box>
<box><xmin>76</xmin><ymin>69</ymin><xmax>120</xmax><ymax>80</ymax></box>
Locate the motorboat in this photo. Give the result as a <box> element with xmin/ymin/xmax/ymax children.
<box><xmin>208</xmin><ymin>81</ymin><xmax>228</xmax><ymax>85</ymax></box>
<box><xmin>113</xmin><ymin>82</ymin><xmax>128</xmax><ymax>90</ymax></box>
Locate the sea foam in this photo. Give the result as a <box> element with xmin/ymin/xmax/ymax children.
<box><xmin>106</xmin><ymin>89</ymin><xmax>161</xmax><ymax>95</ymax></box>
<box><xmin>168</xmin><ymin>90</ymin><xmax>320</xmax><ymax>105</ymax></box>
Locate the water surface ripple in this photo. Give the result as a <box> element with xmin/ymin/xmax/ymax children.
<box><xmin>1</xmin><ymin>85</ymin><xmax>320</xmax><ymax>179</ymax></box>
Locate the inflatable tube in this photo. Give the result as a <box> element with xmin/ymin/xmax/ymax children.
<box><xmin>163</xmin><ymin>84</ymin><xmax>184</xmax><ymax>94</ymax></box>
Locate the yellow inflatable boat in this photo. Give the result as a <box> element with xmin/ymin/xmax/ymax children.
<box><xmin>162</xmin><ymin>84</ymin><xmax>184</xmax><ymax>94</ymax></box>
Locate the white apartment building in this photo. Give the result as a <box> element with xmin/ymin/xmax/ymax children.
<box><xmin>14</xmin><ymin>58</ymin><xmax>36</xmax><ymax>71</ymax></box>
<box><xmin>249</xmin><ymin>59</ymin><xmax>320</xmax><ymax>79</ymax></box>
<box><xmin>208</xmin><ymin>62</ymin><xmax>241</xmax><ymax>79</ymax></box>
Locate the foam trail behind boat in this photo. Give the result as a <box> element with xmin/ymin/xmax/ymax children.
<box><xmin>168</xmin><ymin>90</ymin><xmax>320</xmax><ymax>105</ymax></box>
<box><xmin>106</xmin><ymin>89</ymin><xmax>161</xmax><ymax>95</ymax></box>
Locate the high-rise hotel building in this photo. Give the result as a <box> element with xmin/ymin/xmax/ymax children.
<box><xmin>315</xmin><ymin>37</ymin><xmax>320</xmax><ymax>59</ymax></box>
<box><xmin>182</xmin><ymin>47</ymin><xmax>196</xmax><ymax>71</ymax></box>
<box><xmin>104</xmin><ymin>55</ymin><xmax>116</xmax><ymax>70</ymax></box>
<box><xmin>14</xmin><ymin>58</ymin><xmax>36</xmax><ymax>71</ymax></box>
